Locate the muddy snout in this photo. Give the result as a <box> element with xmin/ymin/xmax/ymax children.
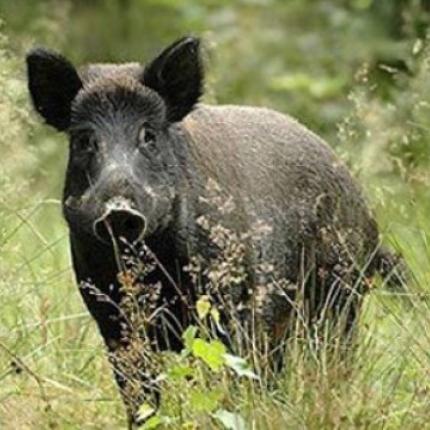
<box><xmin>93</xmin><ymin>198</ymin><xmax>146</xmax><ymax>244</ymax></box>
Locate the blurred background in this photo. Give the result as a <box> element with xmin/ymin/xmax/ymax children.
<box><xmin>2</xmin><ymin>0</ymin><xmax>430</xmax><ymax>201</ymax></box>
<box><xmin>1</xmin><ymin>1</ymin><xmax>430</xmax><ymax>428</ymax></box>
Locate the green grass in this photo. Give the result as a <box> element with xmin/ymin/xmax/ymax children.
<box><xmin>2</xmin><ymin>197</ymin><xmax>430</xmax><ymax>429</ymax></box>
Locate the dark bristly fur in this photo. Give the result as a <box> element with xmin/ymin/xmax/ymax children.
<box><xmin>26</xmin><ymin>36</ymin><xmax>406</xmax><ymax>425</ymax></box>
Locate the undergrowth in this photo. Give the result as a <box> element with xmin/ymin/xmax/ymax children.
<box><xmin>1</xmin><ymin>18</ymin><xmax>430</xmax><ymax>430</ymax></box>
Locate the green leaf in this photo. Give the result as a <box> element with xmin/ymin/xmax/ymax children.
<box><xmin>190</xmin><ymin>388</ymin><xmax>222</xmax><ymax>412</ymax></box>
<box><xmin>213</xmin><ymin>409</ymin><xmax>247</xmax><ymax>430</ymax></box>
<box><xmin>192</xmin><ymin>338</ymin><xmax>226</xmax><ymax>372</ymax></box>
<box><xmin>137</xmin><ymin>403</ymin><xmax>156</xmax><ymax>423</ymax></box>
<box><xmin>224</xmin><ymin>354</ymin><xmax>259</xmax><ymax>380</ymax></box>
<box><xmin>141</xmin><ymin>416</ymin><xmax>173</xmax><ymax>429</ymax></box>
<box><xmin>141</xmin><ymin>415</ymin><xmax>161</xmax><ymax>430</ymax></box>
<box><xmin>196</xmin><ymin>295</ymin><xmax>211</xmax><ymax>320</ymax></box>
<box><xmin>167</xmin><ymin>364</ymin><xmax>194</xmax><ymax>381</ymax></box>
<box><xmin>182</xmin><ymin>325</ymin><xmax>198</xmax><ymax>352</ymax></box>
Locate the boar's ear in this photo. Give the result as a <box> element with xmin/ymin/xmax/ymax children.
<box><xmin>26</xmin><ymin>48</ymin><xmax>82</xmax><ymax>131</ymax></box>
<box><xmin>143</xmin><ymin>36</ymin><xmax>203</xmax><ymax>123</ymax></box>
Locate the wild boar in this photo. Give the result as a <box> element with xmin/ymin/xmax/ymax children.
<box><xmin>26</xmin><ymin>36</ymin><xmax>403</xmax><ymax>425</ymax></box>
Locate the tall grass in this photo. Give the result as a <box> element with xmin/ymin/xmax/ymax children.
<box><xmin>1</xmin><ymin>14</ymin><xmax>430</xmax><ymax>430</ymax></box>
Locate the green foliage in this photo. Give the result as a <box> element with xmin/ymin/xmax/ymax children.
<box><xmin>2</xmin><ymin>0</ymin><xmax>430</xmax><ymax>140</ymax></box>
<box><xmin>223</xmin><ymin>354</ymin><xmax>258</xmax><ymax>380</ymax></box>
<box><xmin>124</xmin><ymin>325</ymin><xmax>256</xmax><ymax>428</ymax></box>
<box><xmin>191</xmin><ymin>338</ymin><xmax>227</xmax><ymax>372</ymax></box>
<box><xmin>214</xmin><ymin>410</ymin><xmax>246</xmax><ymax>430</ymax></box>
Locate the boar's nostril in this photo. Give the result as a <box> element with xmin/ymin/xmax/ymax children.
<box><xmin>93</xmin><ymin>209</ymin><xmax>146</xmax><ymax>244</ymax></box>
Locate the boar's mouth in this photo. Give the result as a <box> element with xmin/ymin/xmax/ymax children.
<box><xmin>93</xmin><ymin>197</ymin><xmax>146</xmax><ymax>245</ymax></box>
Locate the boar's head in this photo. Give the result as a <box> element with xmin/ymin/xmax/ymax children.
<box><xmin>27</xmin><ymin>37</ymin><xmax>203</xmax><ymax>246</ymax></box>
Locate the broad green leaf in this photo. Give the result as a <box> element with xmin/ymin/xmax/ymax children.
<box><xmin>167</xmin><ymin>364</ymin><xmax>194</xmax><ymax>380</ymax></box>
<box><xmin>190</xmin><ymin>388</ymin><xmax>222</xmax><ymax>412</ymax></box>
<box><xmin>141</xmin><ymin>415</ymin><xmax>161</xmax><ymax>430</ymax></box>
<box><xmin>192</xmin><ymin>338</ymin><xmax>226</xmax><ymax>372</ymax></box>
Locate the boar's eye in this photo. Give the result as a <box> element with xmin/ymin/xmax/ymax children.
<box><xmin>138</xmin><ymin>126</ymin><xmax>158</xmax><ymax>155</ymax></box>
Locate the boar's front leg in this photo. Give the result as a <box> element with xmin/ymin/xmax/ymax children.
<box><xmin>106</xmin><ymin>329</ymin><xmax>161</xmax><ymax>427</ymax></box>
<box><xmin>70</xmin><ymin>236</ymin><xmax>161</xmax><ymax>426</ymax></box>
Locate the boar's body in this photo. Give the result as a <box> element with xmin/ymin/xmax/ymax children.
<box><xmin>183</xmin><ymin>104</ymin><xmax>379</xmax><ymax>271</ymax></box>
<box><xmin>175</xmin><ymin>105</ymin><xmax>379</xmax><ymax>334</ymax></box>
<box><xmin>70</xmin><ymin>102</ymin><xmax>378</xmax><ymax>344</ymax></box>
<box><xmin>26</xmin><ymin>37</ymin><xmax>397</xmax><ymax>425</ymax></box>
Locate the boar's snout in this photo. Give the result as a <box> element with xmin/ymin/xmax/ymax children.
<box><xmin>93</xmin><ymin>198</ymin><xmax>146</xmax><ymax>245</ymax></box>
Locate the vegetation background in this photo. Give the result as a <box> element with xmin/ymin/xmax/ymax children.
<box><xmin>1</xmin><ymin>0</ymin><xmax>430</xmax><ymax>428</ymax></box>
